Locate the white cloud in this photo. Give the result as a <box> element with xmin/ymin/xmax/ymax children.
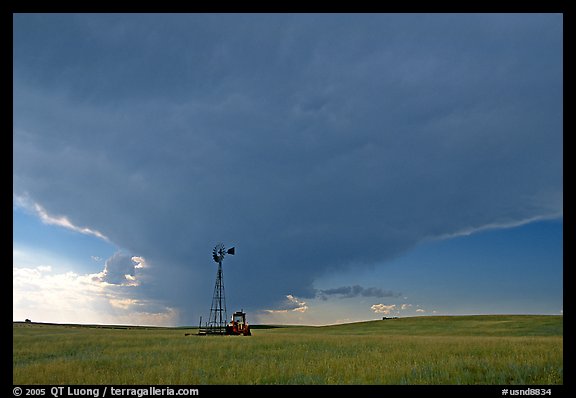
<box><xmin>434</xmin><ymin>214</ymin><xmax>562</xmax><ymax>241</ymax></box>
<box><xmin>286</xmin><ymin>294</ymin><xmax>308</xmax><ymax>313</ymax></box>
<box><xmin>34</xmin><ymin>202</ymin><xmax>109</xmax><ymax>240</ymax></box>
<box><xmin>263</xmin><ymin>309</ymin><xmax>288</xmax><ymax>314</ymax></box>
<box><xmin>132</xmin><ymin>257</ymin><xmax>146</xmax><ymax>269</ymax></box>
<box><xmin>401</xmin><ymin>303</ymin><xmax>412</xmax><ymax>310</ymax></box>
<box><xmin>108</xmin><ymin>298</ymin><xmax>139</xmax><ymax>310</ymax></box>
<box><xmin>371</xmin><ymin>304</ymin><xmax>397</xmax><ymax>314</ymax></box>
<box><xmin>13</xmin><ymin>254</ymin><xmax>177</xmax><ymax>326</ymax></box>
<box><xmin>416</xmin><ymin>308</ymin><xmax>425</xmax><ymax>313</ymax></box>
<box><xmin>262</xmin><ymin>294</ymin><xmax>308</xmax><ymax>315</ymax></box>
<box><xmin>14</xmin><ymin>195</ymin><xmax>109</xmax><ymax>241</ymax></box>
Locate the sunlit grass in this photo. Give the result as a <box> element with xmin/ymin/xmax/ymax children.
<box><xmin>13</xmin><ymin>315</ymin><xmax>562</xmax><ymax>385</ymax></box>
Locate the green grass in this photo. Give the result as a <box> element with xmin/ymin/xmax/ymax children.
<box><xmin>301</xmin><ymin>314</ymin><xmax>564</xmax><ymax>336</ymax></box>
<box><xmin>13</xmin><ymin>315</ymin><xmax>562</xmax><ymax>385</ymax></box>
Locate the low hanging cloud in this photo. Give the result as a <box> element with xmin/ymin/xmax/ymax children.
<box><xmin>13</xmin><ymin>14</ymin><xmax>562</xmax><ymax>325</ymax></box>
<box><xmin>318</xmin><ymin>285</ymin><xmax>401</xmax><ymax>300</ymax></box>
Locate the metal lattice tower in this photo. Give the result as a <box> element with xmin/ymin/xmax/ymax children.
<box><xmin>205</xmin><ymin>243</ymin><xmax>234</xmax><ymax>334</ymax></box>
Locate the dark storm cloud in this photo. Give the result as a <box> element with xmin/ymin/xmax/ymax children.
<box><xmin>13</xmin><ymin>14</ymin><xmax>563</xmax><ymax>324</ymax></box>
<box><xmin>318</xmin><ymin>285</ymin><xmax>401</xmax><ymax>299</ymax></box>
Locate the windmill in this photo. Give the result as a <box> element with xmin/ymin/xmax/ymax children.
<box><xmin>203</xmin><ymin>243</ymin><xmax>235</xmax><ymax>335</ymax></box>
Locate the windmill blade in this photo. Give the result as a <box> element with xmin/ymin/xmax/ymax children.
<box><xmin>212</xmin><ymin>243</ymin><xmax>226</xmax><ymax>263</ymax></box>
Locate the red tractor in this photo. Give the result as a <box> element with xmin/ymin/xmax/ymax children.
<box><xmin>226</xmin><ymin>311</ymin><xmax>251</xmax><ymax>336</ymax></box>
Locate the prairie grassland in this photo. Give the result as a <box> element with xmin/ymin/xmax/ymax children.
<box><xmin>13</xmin><ymin>315</ymin><xmax>562</xmax><ymax>385</ymax></box>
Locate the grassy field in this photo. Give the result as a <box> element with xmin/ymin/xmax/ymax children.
<box><xmin>13</xmin><ymin>315</ymin><xmax>562</xmax><ymax>385</ymax></box>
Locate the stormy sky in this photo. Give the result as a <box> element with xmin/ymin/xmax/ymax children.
<box><xmin>13</xmin><ymin>13</ymin><xmax>562</xmax><ymax>326</ymax></box>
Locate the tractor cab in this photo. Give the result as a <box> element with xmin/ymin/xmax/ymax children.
<box><xmin>226</xmin><ymin>310</ymin><xmax>251</xmax><ymax>336</ymax></box>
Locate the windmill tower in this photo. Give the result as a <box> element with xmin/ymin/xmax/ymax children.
<box><xmin>205</xmin><ymin>243</ymin><xmax>235</xmax><ymax>334</ymax></box>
